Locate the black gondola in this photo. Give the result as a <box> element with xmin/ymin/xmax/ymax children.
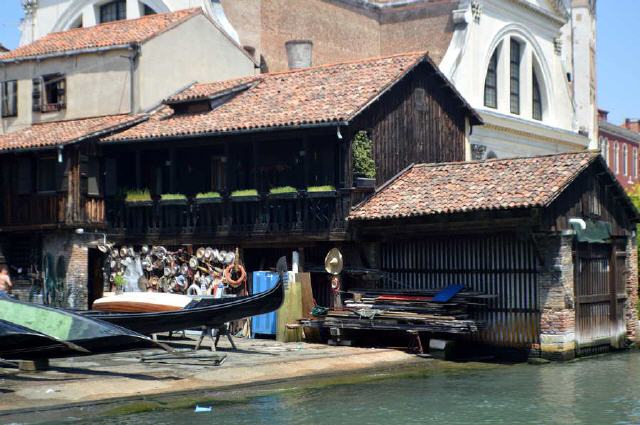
<box><xmin>0</xmin><ymin>298</ymin><xmax>164</xmax><ymax>358</ymax></box>
<box><xmin>83</xmin><ymin>272</ymin><xmax>285</xmax><ymax>335</ymax></box>
<box><xmin>0</xmin><ymin>319</ymin><xmax>89</xmax><ymax>360</ymax></box>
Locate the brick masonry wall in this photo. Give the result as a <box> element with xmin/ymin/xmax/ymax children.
<box><xmin>538</xmin><ymin>234</ymin><xmax>576</xmax><ymax>360</ymax></box>
<box><xmin>42</xmin><ymin>231</ymin><xmax>89</xmax><ymax>310</ymax></box>
<box><xmin>624</xmin><ymin>234</ymin><xmax>638</xmax><ymax>342</ymax></box>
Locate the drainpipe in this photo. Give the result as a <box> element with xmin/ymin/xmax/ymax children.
<box><xmin>128</xmin><ymin>43</ymin><xmax>140</xmax><ymax>114</ymax></box>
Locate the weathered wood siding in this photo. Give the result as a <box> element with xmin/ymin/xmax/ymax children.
<box><xmin>379</xmin><ymin>233</ymin><xmax>540</xmax><ymax>349</ymax></box>
<box><xmin>352</xmin><ymin>61</ymin><xmax>467</xmax><ymax>185</ymax></box>
<box><xmin>544</xmin><ymin>162</ymin><xmax>635</xmax><ymax>235</ymax></box>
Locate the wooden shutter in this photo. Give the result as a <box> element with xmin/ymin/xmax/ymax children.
<box><xmin>32</xmin><ymin>78</ymin><xmax>42</xmax><ymax>112</ymax></box>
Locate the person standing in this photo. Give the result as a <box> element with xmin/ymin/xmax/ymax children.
<box><xmin>0</xmin><ymin>266</ymin><xmax>13</xmax><ymax>297</ymax></box>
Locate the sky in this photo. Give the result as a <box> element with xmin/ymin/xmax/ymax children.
<box><xmin>0</xmin><ymin>1</ymin><xmax>638</xmax><ymax>124</ymax></box>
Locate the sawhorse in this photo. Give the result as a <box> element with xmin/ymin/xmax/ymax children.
<box><xmin>194</xmin><ymin>324</ymin><xmax>237</xmax><ymax>352</ymax></box>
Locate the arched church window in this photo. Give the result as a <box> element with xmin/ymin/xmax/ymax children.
<box><xmin>484</xmin><ymin>50</ymin><xmax>498</xmax><ymax>109</ymax></box>
<box><xmin>532</xmin><ymin>71</ymin><xmax>542</xmax><ymax>121</ymax></box>
<box><xmin>509</xmin><ymin>39</ymin><xmax>521</xmax><ymax>115</ymax></box>
<box><xmin>100</xmin><ymin>0</ymin><xmax>126</xmax><ymax>23</ymax></box>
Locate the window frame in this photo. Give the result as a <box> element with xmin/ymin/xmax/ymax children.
<box><xmin>1</xmin><ymin>80</ymin><xmax>18</xmax><ymax>118</ymax></box>
<box><xmin>614</xmin><ymin>143</ymin><xmax>620</xmax><ymax>174</ymax></box>
<box><xmin>40</xmin><ymin>74</ymin><xmax>66</xmax><ymax>113</ymax></box>
<box><xmin>509</xmin><ymin>39</ymin><xmax>521</xmax><ymax>115</ymax></box>
<box><xmin>623</xmin><ymin>144</ymin><xmax>628</xmax><ymax>176</ymax></box>
<box><xmin>532</xmin><ymin>71</ymin><xmax>542</xmax><ymax>121</ymax></box>
<box><xmin>99</xmin><ymin>0</ymin><xmax>127</xmax><ymax>23</ymax></box>
<box><xmin>633</xmin><ymin>147</ymin><xmax>638</xmax><ymax>179</ymax></box>
<box><xmin>484</xmin><ymin>50</ymin><xmax>499</xmax><ymax>109</ymax></box>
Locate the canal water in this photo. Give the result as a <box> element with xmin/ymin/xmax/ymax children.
<box><xmin>86</xmin><ymin>352</ymin><xmax>640</xmax><ymax>424</ymax></box>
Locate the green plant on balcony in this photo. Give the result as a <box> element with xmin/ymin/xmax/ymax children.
<box><xmin>124</xmin><ymin>189</ymin><xmax>152</xmax><ymax>203</ymax></box>
<box><xmin>269</xmin><ymin>186</ymin><xmax>297</xmax><ymax>194</ymax></box>
<box><xmin>231</xmin><ymin>189</ymin><xmax>259</xmax><ymax>198</ymax></box>
<box><xmin>307</xmin><ymin>185</ymin><xmax>336</xmax><ymax>193</ymax></box>
<box><xmin>352</xmin><ymin>130</ymin><xmax>376</xmax><ymax>179</ymax></box>
<box><xmin>160</xmin><ymin>193</ymin><xmax>187</xmax><ymax>201</ymax></box>
<box><xmin>196</xmin><ymin>191</ymin><xmax>222</xmax><ymax>199</ymax></box>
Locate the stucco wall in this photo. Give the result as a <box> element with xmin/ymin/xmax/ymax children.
<box><xmin>137</xmin><ymin>13</ymin><xmax>257</xmax><ymax>111</ymax></box>
<box><xmin>1</xmin><ymin>50</ymin><xmax>131</xmax><ymax>133</ymax></box>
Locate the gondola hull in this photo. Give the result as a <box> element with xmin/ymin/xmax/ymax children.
<box><xmin>84</xmin><ymin>276</ymin><xmax>284</xmax><ymax>335</ymax></box>
<box><xmin>0</xmin><ymin>298</ymin><xmax>162</xmax><ymax>358</ymax></box>
<box><xmin>0</xmin><ymin>320</ymin><xmax>88</xmax><ymax>360</ymax></box>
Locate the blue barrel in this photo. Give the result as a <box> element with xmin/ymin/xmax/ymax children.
<box><xmin>251</xmin><ymin>271</ymin><xmax>279</xmax><ymax>337</ymax></box>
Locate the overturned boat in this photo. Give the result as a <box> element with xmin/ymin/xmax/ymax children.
<box><xmin>92</xmin><ymin>292</ymin><xmax>193</xmax><ymax>313</ymax></box>
<box><xmin>0</xmin><ymin>319</ymin><xmax>89</xmax><ymax>360</ymax></box>
<box><xmin>0</xmin><ymin>298</ymin><xmax>162</xmax><ymax>358</ymax></box>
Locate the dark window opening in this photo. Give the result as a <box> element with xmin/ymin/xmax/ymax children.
<box><xmin>510</xmin><ymin>39</ymin><xmax>521</xmax><ymax>115</ymax></box>
<box><xmin>100</xmin><ymin>0</ymin><xmax>126</xmax><ymax>23</ymax></box>
<box><xmin>17</xmin><ymin>158</ymin><xmax>33</xmax><ymax>195</ymax></box>
<box><xmin>484</xmin><ymin>50</ymin><xmax>498</xmax><ymax>109</ymax></box>
<box><xmin>1</xmin><ymin>80</ymin><xmax>17</xmax><ymax>117</ymax></box>
<box><xmin>40</xmin><ymin>74</ymin><xmax>66</xmax><ymax>112</ymax></box>
<box><xmin>87</xmin><ymin>158</ymin><xmax>100</xmax><ymax>196</ymax></box>
<box><xmin>143</xmin><ymin>5</ymin><xmax>157</xmax><ymax>15</ymax></box>
<box><xmin>532</xmin><ymin>71</ymin><xmax>542</xmax><ymax>121</ymax></box>
<box><xmin>37</xmin><ymin>157</ymin><xmax>57</xmax><ymax>193</ymax></box>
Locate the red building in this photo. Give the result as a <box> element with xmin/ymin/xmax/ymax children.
<box><xmin>598</xmin><ymin>110</ymin><xmax>640</xmax><ymax>189</ymax></box>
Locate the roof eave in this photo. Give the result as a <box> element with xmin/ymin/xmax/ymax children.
<box><xmin>0</xmin><ymin>43</ymin><xmax>137</xmax><ymax>64</ymax></box>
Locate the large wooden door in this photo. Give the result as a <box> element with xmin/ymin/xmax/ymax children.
<box><xmin>574</xmin><ymin>242</ymin><xmax>627</xmax><ymax>354</ymax></box>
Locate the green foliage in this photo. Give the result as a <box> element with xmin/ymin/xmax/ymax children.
<box><xmin>270</xmin><ymin>186</ymin><xmax>297</xmax><ymax>194</ymax></box>
<box><xmin>113</xmin><ymin>274</ymin><xmax>125</xmax><ymax>287</ymax></box>
<box><xmin>125</xmin><ymin>189</ymin><xmax>151</xmax><ymax>203</ymax></box>
<box><xmin>307</xmin><ymin>185</ymin><xmax>336</xmax><ymax>193</ymax></box>
<box><xmin>231</xmin><ymin>189</ymin><xmax>258</xmax><ymax>197</ymax></box>
<box><xmin>196</xmin><ymin>191</ymin><xmax>221</xmax><ymax>199</ymax></box>
<box><xmin>352</xmin><ymin>130</ymin><xmax>376</xmax><ymax>179</ymax></box>
<box><xmin>160</xmin><ymin>193</ymin><xmax>186</xmax><ymax>201</ymax></box>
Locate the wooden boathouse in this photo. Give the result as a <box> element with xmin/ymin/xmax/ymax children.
<box><xmin>350</xmin><ymin>152</ymin><xmax>639</xmax><ymax>359</ymax></box>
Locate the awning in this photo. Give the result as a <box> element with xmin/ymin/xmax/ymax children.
<box><xmin>571</xmin><ymin>219</ymin><xmax>612</xmax><ymax>244</ymax></box>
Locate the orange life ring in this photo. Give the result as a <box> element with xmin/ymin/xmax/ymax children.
<box><xmin>224</xmin><ymin>264</ymin><xmax>246</xmax><ymax>288</ymax></box>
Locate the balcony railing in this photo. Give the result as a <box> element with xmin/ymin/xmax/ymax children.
<box><xmin>105</xmin><ymin>190</ymin><xmax>349</xmax><ymax>237</ymax></box>
<box><xmin>0</xmin><ymin>193</ymin><xmax>65</xmax><ymax>228</ymax></box>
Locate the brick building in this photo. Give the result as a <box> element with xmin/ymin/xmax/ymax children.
<box><xmin>598</xmin><ymin>110</ymin><xmax>640</xmax><ymax>189</ymax></box>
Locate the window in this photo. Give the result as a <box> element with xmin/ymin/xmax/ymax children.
<box><xmin>633</xmin><ymin>147</ymin><xmax>638</xmax><ymax>178</ymax></box>
<box><xmin>100</xmin><ymin>0</ymin><xmax>126</xmax><ymax>23</ymax></box>
<box><xmin>509</xmin><ymin>39</ymin><xmax>521</xmax><ymax>115</ymax></box>
<box><xmin>143</xmin><ymin>5</ymin><xmax>157</xmax><ymax>15</ymax></box>
<box><xmin>35</xmin><ymin>74</ymin><xmax>66</xmax><ymax>112</ymax></box>
<box><xmin>532</xmin><ymin>71</ymin><xmax>542</xmax><ymax>121</ymax></box>
<box><xmin>211</xmin><ymin>156</ymin><xmax>227</xmax><ymax>191</ymax></box>
<box><xmin>1</xmin><ymin>80</ymin><xmax>17</xmax><ymax>117</ymax></box>
<box><xmin>484</xmin><ymin>50</ymin><xmax>498</xmax><ymax>109</ymax></box>
<box><xmin>87</xmin><ymin>158</ymin><xmax>100</xmax><ymax>196</ymax></box>
<box><xmin>37</xmin><ymin>157</ymin><xmax>57</xmax><ymax>193</ymax></box>
<box><xmin>623</xmin><ymin>144</ymin><xmax>628</xmax><ymax>176</ymax></box>
<box><xmin>17</xmin><ymin>158</ymin><xmax>33</xmax><ymax>195</ymax></box>
<box><xmin>599</xmin><ymin>137</ymin><xmax>608</xmax><ymax>164</ymax></box>
<box><xmin>614</xmin><ymin>143</ymin><xmax>620</xmax><ymax>174</ymax></box>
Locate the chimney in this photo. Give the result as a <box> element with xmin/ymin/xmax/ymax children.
<box><xmin>624</xmin><ymin>119</ymin><xmax>640</xmax><ymax>134</ymax></box>
<box><xmin>597</xmin><ymin>109</ymin><xmax>608</xmax><ymax>122</ymax></box>
<box><xmin>285</xmin><ymin>40</ymin><xmax>313</xmax><ymax>70</ymax></box>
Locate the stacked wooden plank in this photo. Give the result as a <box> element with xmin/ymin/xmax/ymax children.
<box><xmin>305</xmin><ymin>288</ymin><xmax>492</xmax><ymax>335</ymax></box>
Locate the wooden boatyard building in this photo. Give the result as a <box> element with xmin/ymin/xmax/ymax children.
<box><xmin>0</xmin><ymin>47</ymin><xmax>638</xmax><ymax>359</ymax></box>
<box><xmin>350</xmin><ymin>152</ymin><xmax>639</xmax><ymax>359</ymax></box>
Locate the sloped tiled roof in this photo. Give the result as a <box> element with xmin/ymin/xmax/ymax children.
<box><xmin>105</xmin><ymin>52</ymin><xmax>480</xmax><ymax>142</ymax></box>
<box><xmin>0</xmin><ymin>9</ymin><xmax>201</xmax><ymax>62</ymax></box>
<box><xmin>350</xmin><ymin>152</ymin><xmax>600</xmax><ymax>220</ymax></box>
<box><xmin>0</xmin><ymin>114</ymin><xmax>145</xmax><ymax>152</ymax></box>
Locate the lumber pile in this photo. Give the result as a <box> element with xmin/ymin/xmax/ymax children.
<box><xmin>304</xmin><ymin>287</ymin><xmax>492</xmax><ymax>335</ymax></box>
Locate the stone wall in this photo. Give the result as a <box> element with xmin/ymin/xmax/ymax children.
<box><xmin>537</xmin><ymin>234</ymin><xmax>576</xmax><ymax>360</ymax></box>
<box><xmin>42</xmin><ymin>231</ymin><xmax>89</xmax><ymax>310</ymax></box>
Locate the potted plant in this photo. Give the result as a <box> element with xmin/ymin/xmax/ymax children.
<box><xmin>230</xmin><ymin>189</ymin><xmax>260</xmax><ymax>202</ymax></box>
<box><xmin>195</xmin><ymin>191</ymin><xmax>222</xmax><ymax>204</ymax></box>
<box><xmin>352</xmin><ymin>130</ymin><xmax>376</xmax><ymax>188</ymax></box>
<box><xmin>113</xmin><ymin>274</ymin><xmax>125</xmax><ymax>294</ymax></box>
<box><xmin>124</xmin><ymin>189</ymin><xmax>153</xmax><ymax>206</ymax></box>
<box><xmin>306</xmin><ymin>185</ymin><xmax>336</xmax><ymax>198</ymax></box>
<box><xmin>268</xmin><ymin>186</ymin><xmax>298</xmax><ymax>199</ymax></box>
<box><xmin>159</xmin><ymin>193</ymin><xmax>187</xmax><ymax>206</ymax></box>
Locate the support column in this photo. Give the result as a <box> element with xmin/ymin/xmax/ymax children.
<box><xmin>538</xmin><ymin>234</ymin><xmax>576</xmax><ymax>360</ymax></box>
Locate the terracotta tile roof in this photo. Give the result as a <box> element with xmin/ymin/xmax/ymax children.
<box><xmin>349</xmin><ymin>151</ymin><xmax>600</xmax><ymax>220</ymax></box>
<box><xmin>0</xmin><ymin>114</ymin><xmax>145</xmax><ymax>152</ymax></box>
<box><xmin>0</xmin><ymin>9</ymin><xmax>201</xmax><ymax>61</ymax></box>
<box><xmin>105</xmin><ymin>51</ymin><xmax>478</xmax><ymax>142</ymax></box>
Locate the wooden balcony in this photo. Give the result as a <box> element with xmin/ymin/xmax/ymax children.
<box><xmin>105</xmin><ymin>190</ymin><xmax>350</xmax><ymax>242</ymax></box>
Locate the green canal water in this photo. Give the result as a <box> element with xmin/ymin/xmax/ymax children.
<box><xmin>56</xmin><ymin>352</ymin><xmax>640</xmax><ymax>424</ymax></box>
